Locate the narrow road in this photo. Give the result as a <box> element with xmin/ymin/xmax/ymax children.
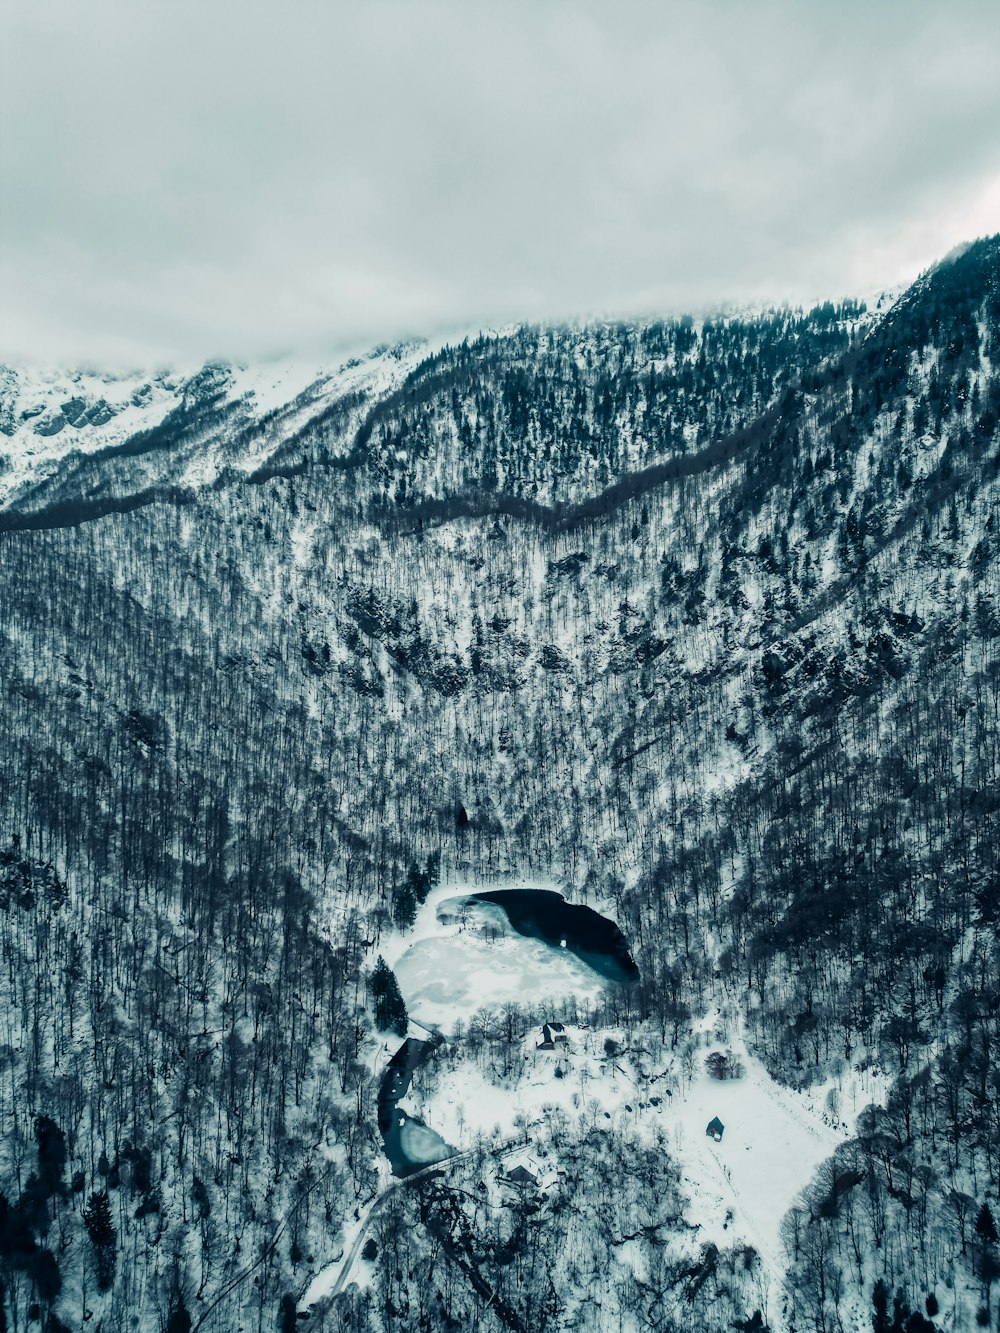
<box><xmin>324</xmin><ymin>1186</ymin><xmax>396</xmax><ymax>1302</ymax></box>
<box><xmin>191</xmin><ymin>1165</ymin><xmax>332</xmax><ymax>1331</ymax></box>
<box><xmin>299</xmin><ymin>1138</ymin><xmax>525</xmax><ymax>1314</ymax></box>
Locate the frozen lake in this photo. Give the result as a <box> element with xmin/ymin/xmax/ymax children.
<box><xmin>393</xmin><ymin>889</ymin><xmax>636</xmax><ymax>1033</ymax></box>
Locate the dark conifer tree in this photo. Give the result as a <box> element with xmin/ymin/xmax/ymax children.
<box><xmin>165</xmin><ymin>1300</ymin><xmax>192</xmax><ymax>1333</ymax></box>
<box><xmin>278</xmin><ymin>1294</ymin><xmax>297</xmax><ymax>1333</ymax></box>
<box><xmin>83</xmin><ymin>1191</ymin><xmax>116</xmax><ymax>1291</ymax></box>
<box><xmin>371</xmin><ymin>958</ymin><xmax>408</xmax><ymax>1036</ymax></box>
<box><xmin>976</xmin><ymin>1202</ymin><xmax>998</xmax><ymax>1243</ymax></box>
<box><xmin>33</xmin><ymin>1118</ymin><xmax>65</xmax><ymax>1197</ymax></box>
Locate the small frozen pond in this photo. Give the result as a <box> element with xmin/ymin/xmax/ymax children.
<box><xmin>378</xmin><ymin>1038</ymin><xmax>454</xmax><ymax>1177</ymax></box>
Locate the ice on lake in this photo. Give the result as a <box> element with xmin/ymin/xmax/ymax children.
<box><xmin>397</xmin><ymin>1118</ymin><xmax>452</xmax><ymax>1165</ymax></box>
<box><xmin>394</xmin><ymin>905</ymin><xmax>605</xmax><ymax>1034</ymax></box>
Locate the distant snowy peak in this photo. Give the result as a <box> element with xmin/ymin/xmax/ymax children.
<box><xmin>0</xmin><ymin>362</ymin><xmax>185</xmax><ymax>443</ymax></box>
<box><xmin>0</xmin><ymin>339</ymin><xmax>435</xmax><ymax>515</ymax></box>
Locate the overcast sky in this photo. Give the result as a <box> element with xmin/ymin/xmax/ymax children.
<box><xmin>2</xmin><ymin>1</ymin><xmax>1000</xmax><ymax>365</ymax></box>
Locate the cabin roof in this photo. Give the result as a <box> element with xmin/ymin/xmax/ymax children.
<box><xmin>506</xmin><ymin>1164</ymin><xmax>538</xmax><ymax>1186</ymax></box>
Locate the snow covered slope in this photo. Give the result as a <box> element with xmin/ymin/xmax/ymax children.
<box><xmin>0</xmin><ymin>362</ymin><xmax>190</xmax><ymax>504</ymax></box>
<box><xmin>2</xmin><ymin>237</ymin><xmax>1000</xmax><ymax>1331</ymax></box>
<box><xmin>0</xmin><ymin>339</ymin><xmax>437</xmax><ymax>519</ymax></box>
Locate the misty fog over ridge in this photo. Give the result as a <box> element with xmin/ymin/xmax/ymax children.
<box><xmin>4</xmin><ymin>1</ymin><xmax>1000</xmax><ymax>362</ymax></box>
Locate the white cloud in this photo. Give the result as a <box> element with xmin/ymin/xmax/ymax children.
<box><xmin>2</xmin><ymin>0</ymin><xmax>999</xmax><ymax>364</ymax></box>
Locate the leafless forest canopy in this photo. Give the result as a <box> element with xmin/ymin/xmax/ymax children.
<box><xmin>1</xmin><ymin>238</ymin><xmax>1000</xmax><ymax>1330</ymax></box>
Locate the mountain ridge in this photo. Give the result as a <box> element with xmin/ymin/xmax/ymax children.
<box><xmin>1</xmin><ymin>235</ymin><xmax>999</xmax><ymax>1330</ymax></box>
<box><xmin>3</xmin><ymin>240</ymin><xmax>996</xmax><ymax>545</ymax></box>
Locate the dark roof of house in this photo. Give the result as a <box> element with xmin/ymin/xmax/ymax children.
<box><xmin>706</xmin><ymin>1116</ymin><xmax>725</xmax><ymax>1135</ymax></box>
<box><xmin>506</xmin><ymin>1165</ymin><xmax>538</xmax><ymax>1186</ymax></box>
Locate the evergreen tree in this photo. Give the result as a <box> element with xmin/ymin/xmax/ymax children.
<box><xmin>409</xmin><ymin>859</ymin><xmax>431</xmax><ymax>905</ymax></box>
<box><xmin>891</xmin><ymin>1288</ymin><xmax>910</xmax><ymax>1332</ymax></box>
<box><xmin>30</xmin><ymin>1248</ymin><xmax>61</xmax><ymax>1303</ymax></box>
<box><xmin>392</xmin><ymin>881</ymin><xmax>417</xmax><ymax>930</ymax></box>
<box><xmin>33</xmin><ymin>1117</ymin><xmax>66</xmax><ymax>1197</ymax></box>
<box><xmin>370</xmin><ymin>957</ymin><xmax>408</xmax><ymax>1036</ymax></box>
<box><xmin>278</xmin><ymin>1293</ymin><xmax>297</xmax><ymax>1333</ymax></box>
<box><xmin>976</xmin><ymin>1202</ymin><xmax>998</xmax><ymax>1243</ymax></box>
<box><xmin>83</xmin><ymin>1191</ymin><xmax>116</xmax><ymax>1291</ymax></box>
<box><xmin>872</xmin><ymin>1278</ymin><xmax>890</xmax><ymax>1333</ymax></box>
<box><xmin>165</xmin><ymin>1299</ymin><xmax>191</xmax><ymax>1333</ymax></box>
<box><xmin>426</xmin><ymin>849</ymin><xmax>440</xmax><ymax>890</ymax></box>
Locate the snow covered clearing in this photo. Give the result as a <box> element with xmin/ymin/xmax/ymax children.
<box><xmin>397</xmin><ymin>1031</ymin><xmax>599</xmax><ymax>1148</ymax></box>
<box><xmin>672</xmin><ymin>1045</ymin><xmax>846</xmax><ymax>1274</ymax></box>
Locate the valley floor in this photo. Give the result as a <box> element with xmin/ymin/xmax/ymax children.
<box><xmin>327</xmin><ymin>884</ymin><xmax>894</xmax><ymax>1330</ymax></box>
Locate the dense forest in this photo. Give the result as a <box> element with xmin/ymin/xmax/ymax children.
<box><xmin>0</xmin><ymin>236</ymin><xmax>999</xmax><ymax>1330</ymax></box>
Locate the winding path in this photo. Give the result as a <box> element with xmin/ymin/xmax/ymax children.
<box><xmin>299</xmin><ymin>1138</ymin><xmax>525</xmax><ymax>1314</ymax></box>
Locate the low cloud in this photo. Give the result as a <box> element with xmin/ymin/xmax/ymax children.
<box><xmin>2</xmin><ymin>1</ymin><xmax>1000</xmax><ymax>364</ymax></box>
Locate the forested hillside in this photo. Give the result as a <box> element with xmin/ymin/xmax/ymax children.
<box><xmin>1</xmin><ymin>236</ymin><xmax>999</xmax><ymax>1332</ymax></box>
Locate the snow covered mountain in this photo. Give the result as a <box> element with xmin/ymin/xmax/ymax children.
<box><xmin>1</xmin><ymin>236</ymin><xmax>1000</xmax><ymax>1332</ymax></box>
<box><xmin>0</xmin><ymin>340</ymin><xmax>440</xmax><ymax>524</ymax></box>
<box><xmin>1</xmin><ymin>296</ymin><xmax>885</xmax><ymax>532</ymax></box>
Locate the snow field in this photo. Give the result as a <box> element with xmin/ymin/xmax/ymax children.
<box><xmin>0</xmin><ymin>336</ymin><xmax>450</xmax><ymax>511</ymax></box>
